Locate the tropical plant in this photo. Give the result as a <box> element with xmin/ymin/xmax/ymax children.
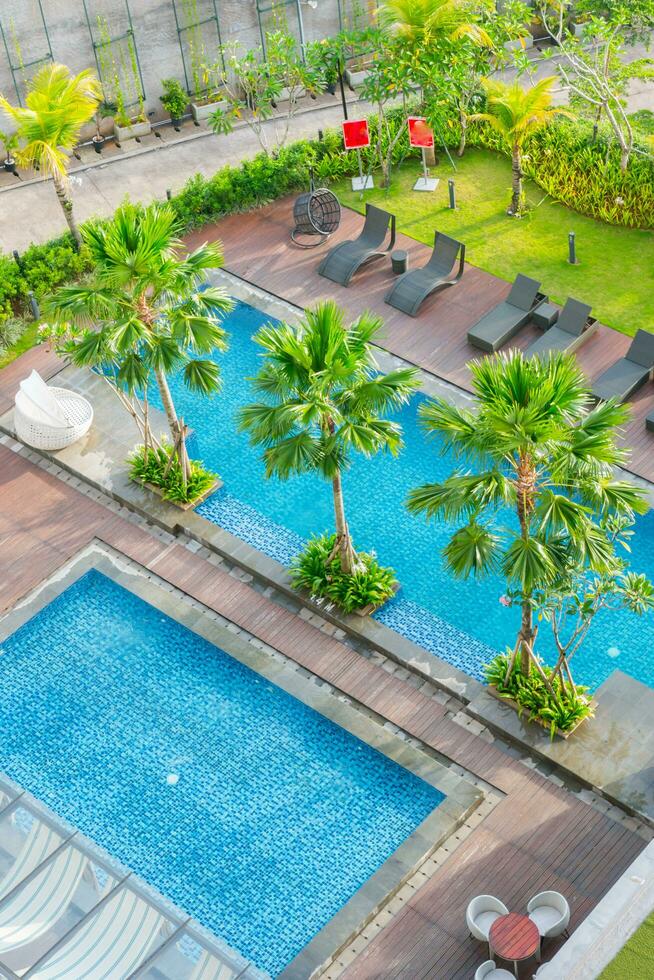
<box><xmin>407</xmin><ymin>350</ymin><xmax>650</xmax><ymax>699</ymax></box>
<box><xmin>160</xmin><ymin>78</ymin><xmax>189</xmax><ymax>122</ymax></box>
<box><xmin>43</xmin><ymin>201</ymin><xmax>233</xmax><ymax>492</ymax></box>
<box><xmin>0</xmin><ymin>63</ymin><xmax>101</xmax><ymax>245</ymax></box>
<box><xmin>239</xmin><ymin>300</ymin><xmax>420</xmax><ymax>575</ymax></box>
<box><xmin>93</xmin><ymin>99</ymin><xmax>118</xmax><ymax>143</ymax></box>
<box><xmin>291</xmin><ymin>533</ymin><xmax>397</xmax><ymax>613</ymax></box>
<box><xmin>469</xmin><ymin>76</ymin><xmax>572</xmax><ymax>214</ymax></box>
<box><xmin>128</xmin><ymin>441</ymin><xmax>217</xmax><ymax>504</ymax></box>
<box><xmin>0</xmin><ymin>128</ymin><xmax>18</xmax><ymax>164</ymax></box>
<box><xmin>209</xmin><ymin>32</ymin><xmax>322</xmax><ymax>154</ymax></box>
<box><xmin>378</xmin><ymin>0</ymin><xmax>493</xmax><ymax>47</ymax></box>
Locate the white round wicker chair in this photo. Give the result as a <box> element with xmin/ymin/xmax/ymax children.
<box><xmin>14</xmin><ymin>370</ymin><xmax>93</xmax><ymax>451</ymax></box>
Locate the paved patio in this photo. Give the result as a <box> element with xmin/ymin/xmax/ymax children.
<box><xmin>0</xmin><ymin>345</ymin><xmax>649</xmax><ymax>978</ymax></box>
<box><xmin>188</xmin><ymin>197</ymin><xmax>654</xmax><ymax>485</ymax></box>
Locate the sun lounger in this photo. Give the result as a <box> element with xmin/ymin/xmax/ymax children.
<box><xmin>0</xmin><ymin>816</ymin><xmax>60</xmax><ymax>901</ymax></box>
<box><xmin>467</xmin><ymin>274</ymin><xmax>547</xmax><ymax>353</ymax></box>
<box><xmin>29</xmin><ymin>886</ymin><xmax>168</xmax><ymax>979</ymax></box>
<box><xmin>526</xmin><ymin>298</ymin><xmax>596</xmax><ymax>357</ymax></box>
<box><xmin>318</xmin><ymin>204</ymin><xmax>396</xmax><ymax>286</ymax></box>
<box><xmin>384</xmin><ymin>231</ymin><xmax>465</xmax><ymax>316</ymax></box>
<box><xmin>592</xmin><ymin>329</ymin><xmax>654</xmax><ymax>402</ymax></box>
<box><xmin>646</xmin><ymin>407</ymin><xmax>654</xmax><ymax>432</ymax></box>
<box><xmin>0</xmin><ymin>845</ymin><xmax>86</xmax><ymax>954</ymax></box>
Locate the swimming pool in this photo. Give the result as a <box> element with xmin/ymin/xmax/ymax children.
<box><xmin>0</xmin><ymin>570</ymin><xmax>444</xmax><ymax>976</ymax></box>
<box><xmin>166</xmin><ymin>299</ymin><xmax>654</xmax><ymax>692</ymax></box>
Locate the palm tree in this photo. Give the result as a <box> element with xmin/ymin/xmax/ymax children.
<box><xmin>44</xmin><ymin>201</ymin><xmax>233</xmax><ymax>486</ymax></box>
<box><xmin>378</xmin><ymin>0</ymin><xmax>492</xmax><ymax>49</ymax></box>
<box><xmin>239</xmin><ymin>300</ymin><xmax>420</xmax><ymax>575</ymax></box>
<box><xmin>0</xmin><ymin>63</ymin><xmax>102</xmax><ymax>246</ymax></box>
<box><xmin>469</xmin><ymin>76</ymin><xmax>572</xmax><ymax>215</ymax></box>
<box><xmin>407</xmin><ymin>350</ymin><xmax>647</xmax><ymax>679</ymax></box>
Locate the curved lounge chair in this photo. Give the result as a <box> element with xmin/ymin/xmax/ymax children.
<box><xmin>527</xmin><ymin>890</ymin><xmax>570</xmax><ymax>941</ymax></box>
<box><xmin>0</xmin><ymin>816</ymin><xmax>60</xmax><ymax>901</ymax></box>
<box><xmin>592</xmin><ymin>329</ymin><xmax>654</xmax><ymax>403</ymax></box>
<box><xmin>0</xmin><ymin>845</ymin><xmax>87</xmax><ymax>954</ymax></box>
<box><xmin>318</xmin><ymin>204</ymin><xmax>396</xmax><ymax>286</ymax></box>
<box><xmin>466</xmin><ymin>894</ymin><xmax>509</xmax><ymax>956</ymax></box>
<box><xmin>384</xmin><ymin>231</ymin><xmax>465</xmax><ymax>316</ymax></box>
<box><xmin>14</xmin><ymin>370</ymin><xmax>93</xmax><ymax>451</ymax></box>
<box><xmin>474</xmin><ymin>960</ymin><xmax>515</xmax><ymax>980</ymax></box>
<box><xmin>467</xmin><ymin>274</ymin><xmax>547</xmax><ymax>353</ymax></box>
<box><xmin>526</xmin><ymin>298</ymin><xmax>596</xmax><ymax>358</ymax></box>
<box><xmin>29</xmin><ymin>886</ymin><xmax>169</xmax><ymax>979</ymax></box>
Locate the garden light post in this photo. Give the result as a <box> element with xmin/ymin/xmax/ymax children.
<box><xmin>568</xmin><ymin>231</ymin><xmax>578</xmax><ymax>264</ymax></box>
<box><xmin>448</xmin><ymin>179</ymin><xmax>456</xmax><ymax>209</ymax></box>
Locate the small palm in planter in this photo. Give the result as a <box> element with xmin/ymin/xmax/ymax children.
<box><xmin>92</xmin><ymin>99</ymin><xmax>117</xmax><ymax>153</ymax></box>
<box><xmin>160</xmin><ymin>78</ymin><xmax>189</xmax><ymax>131</ymax></box>
<box><xmin>239</xmin><ymin>300</ymin><xmax>420</xmax><ymax>614</ymax></box>
<box><xmin>0</xmin><ymin>129</ymin><xmax>18</xmax><ymax>173</ymax></box>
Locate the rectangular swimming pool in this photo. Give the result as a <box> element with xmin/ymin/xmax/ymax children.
<box><xmin>0</xmin><ymin>568</ymin><xmax>445</xmax><ymax>976</ymax></box>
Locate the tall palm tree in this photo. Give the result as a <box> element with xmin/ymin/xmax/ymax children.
<box><xmin>378</xmin><ymin>0</ymin><xmax>492</xmax><ymax>49</ymax></box>
<box><xmin>239</xmin><ymin>301</ymin><xmax>420</xmax><ymax>575</ymax></box>
<box><xmin>44</xmin><ymin>201</ymin><xmax>233</xmax><ymax>485</ymax></box>
<box><xmin>469</xmin><ymin>76</ymin><xmax>572</xmax><ymax>215</ymax></box>
<box><xmin>407</xmin><ymin>350</ymin><xmax>647</xmax><ymax>677</ymax></box>
<box><xmin>0</xmin><ymin>64</ymin><xmax>101</xmax><ymax>246</ymax></box>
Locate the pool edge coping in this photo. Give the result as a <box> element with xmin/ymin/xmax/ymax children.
<box><xmin>0</xmin><ymin>541</ymin><xmax>484</xmax><ymax>979</ymax></box>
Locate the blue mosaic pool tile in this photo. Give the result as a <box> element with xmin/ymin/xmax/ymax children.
<box><xmin>0</xmin><ymin>570</ymin><xmax>444</xmax><ymax>977</ymax></box>
<box><xmin>375</xmin><ymin>597</ymin><xmax>498</xmax><ymax>682</ymax></box>
<box><xmin>197</xmin><ymin>490</ymin><xmax>305</xmax><ymax>566</ymax></box>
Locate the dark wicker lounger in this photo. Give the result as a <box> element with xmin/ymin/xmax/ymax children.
<box><xmin>592</xmin><ymin>329</ymin><xmax>654</xmax><ymax>403</ymax></box>
<box><xmin>384</xmin><ymin>231</ymin><xmax>465</xmax><ymax>316</ymax></box>
<box><xmin>467</xmin><ymin>274</ymin><xmax>546</xmax><ymax>353</ymax></box>
<box><xmin>646</xmin><ymin>408</ymin><xmax>654</xmax><ymax>432</ymax></box>
<box><xmin>318</xmin><ymin>203</ymin><xmax>396</xmax><ymax>287</ymax></box>
<box><xmin>526</xmin><ymin>298</ymin><xmax>597</xmax><ymax>358</ymax></box>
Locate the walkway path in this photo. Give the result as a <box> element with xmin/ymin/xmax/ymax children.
<box><xmin>0</xmin><ymin>344</ymin><xmax>647</xmax><ymax>979</ymax></box>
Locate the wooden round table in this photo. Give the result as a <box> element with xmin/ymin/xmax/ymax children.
<box><xmin>489</xmin><ymin>912</ymin><xmax>540</xmax><ymax>977</ymax></box>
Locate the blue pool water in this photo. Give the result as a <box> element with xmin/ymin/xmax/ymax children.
<box><xmin>164</xmin><ymin>299</ymin><xmax>654</xmax><ymax>692</ymax></box>
<box><xmin>0</xmin><ymin>571</ymin><xmax>444</xmax><ymax>976</ymax></box>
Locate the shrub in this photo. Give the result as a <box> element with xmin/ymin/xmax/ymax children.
<box><xmin>467</xmin><ymin>116</ymin><xmax>654</xmax><ymax>228</ymax></box>
<box><xmin>160</xmin><ymin>78</ymin><xmax>189</xmax><ymax>119</ymax></box>
<box><xmin>0</xmin><ymin>316</ymin><xmax>27</xmax><ymax>353</ymax></box>
<box><xmin>484</xmin><ymin>653</ymin><xmax>595</xmax><ymax>739</ymax></box>
<box><xmin>19</xmin><ymin>236</ymin><xmax>92</xmax><ymax>298</ymax></box>
<box><xmin>0</xmin><ymin>255</ymin><xmax>24</xmax><ymax>324</ymax></box>
<box><xmin>128</xmin><ymin>442</ymin><xmax>218</xmax><ymax>505</ymax></box>
<box><xmin>290</xmin><ymin>532</ymin><xmax>398</xmax><ymax>614</ymax></box>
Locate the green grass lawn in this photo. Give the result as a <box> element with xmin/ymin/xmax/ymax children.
<box><xmin>336</xmin><ymin>148</ymin><xmax>654</xmax><ymax>336</ymax></box>
<box><xmin>0</xmin><ymin>321</ymin><xmax>40</xmax><ymax>369</ymax></box>
<box><xmin>600</xmin><ymin>911</ymin><xmax>654</xmax><ymax>978</ymax></box>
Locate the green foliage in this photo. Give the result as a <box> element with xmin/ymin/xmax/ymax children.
<box><xmin>0</xmin><ymin>233</ymin><xmax>92</xmax><ymax>326</ymax></box>
<box><xmin>0</xmin><ymin>316</ymin><xmax>27</xmax><ymax>353</ymax></box>
<box><xmin>160</xmin><ymin>78</ymin><xmax>189</xmax><ymax>119</ymax></box>
<box><xmin>485</xmin><ymin>653</ymin><xmax>595</xmax><ymax>737</ymax></box>
<box><xmin>128</xmin><ymin>442</ymin><xmax>217</xmax><ymax>504</ymax></box>
<box><xmin>290</xmin><ymin>533</ymin><xmax>398</xmax><ymax>613</ymax></box>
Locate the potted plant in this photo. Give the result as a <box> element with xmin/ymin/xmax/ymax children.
<box><xmin>0</xmin><ymin>129</ymin><xmax>18</xmax><ymax>173</ymax></box>
<box><xmin>160</xmin><ymin>78</ymin><xmax>188</xmax><ymax>131</ymax></box>
<box><xmin>91</xmin><ymin>99</ymin><xmax>117</xmax><ymax>154</ymax></box>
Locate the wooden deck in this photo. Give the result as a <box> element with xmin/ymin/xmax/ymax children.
<box><xmin>188</xmin><ymin>197</ymin><xmax>654</xmax><ymax>484</ymax></box>
<box><xmin>0</xmin><ymin>343</ymin><xmax>646</xmax><ymax>979</ymax></box>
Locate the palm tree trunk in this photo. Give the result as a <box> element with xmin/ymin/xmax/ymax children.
<box><xmin>52</xmin><ymin>172</ymin><xmax>82</xmax><ymax>247</ymax></box>
<box><xmin>457</xmin><ymin>107</ymin><xmax>467</xmax><ymax>157</ymax></box>
<box><xmin>515</xmin><ymin>452</ymin><xmax>537</xmax><ymax>674</ymax></box>
<box><xmin>332</xmin><ymin>470</ymin><xmax>357</xmax><ymax>576</ymax></box>
<box><xmin>154</xmin><ymin>368</ymin><xmax>190</xmax><ymax>483</ymax></box>
<box><xmin>510</xmin><ymin>143</ymin><xmax>523</xmax><ymax>216</ymax></box>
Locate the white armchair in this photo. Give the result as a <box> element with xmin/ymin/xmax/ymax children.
<box><xmin>466</xmin><ymin>894</ymin><xmax>509</xmax><ymax>955</ymax></box>
<box><xmin>14</xmin><ymin>370</ymin><xmax>93</xmax><ymax>451</ymax></box>
<box><xmin>527</xmin><ymin>890</ymin><xmax>570</xmax><ymax>940</ymax></box>
<box><xmin>474</xmin><ymin>960</ymin><xmax>516</xmax><ymax>980</ymax></box>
